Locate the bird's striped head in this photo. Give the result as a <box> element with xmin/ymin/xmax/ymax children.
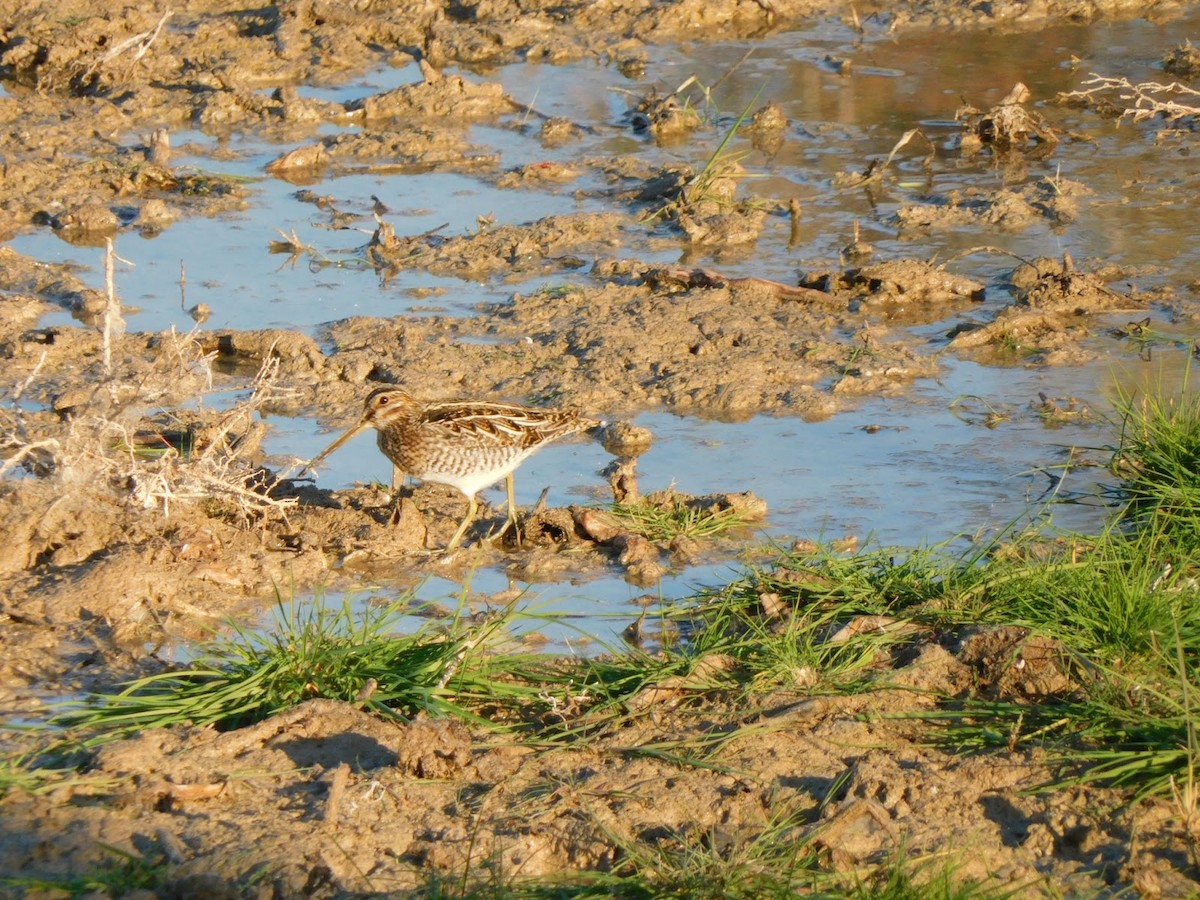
<box><xmin>360</xmin><ymin>385</ymin><xmax>419</xmax><ymax>429</ymax></box>
<box><xmin>302</xmin><ymin>385</ymin><xmax>415</xmax><ymax>475</ymax></box>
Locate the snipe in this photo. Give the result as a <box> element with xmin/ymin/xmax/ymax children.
<box><xmin>304</xmin><ymin>386</ymin><xmax>600</xmax><ymax>551</ymax></box>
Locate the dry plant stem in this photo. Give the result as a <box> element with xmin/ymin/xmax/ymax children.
<box><xmin>6</xmin><ymin>350</ymin><xmax>48</xmax><ymax>445</ymax></box>
<box><xmin>672</xmin><ymin>74</ymin><xmax>698</xmax><ymax>96</ymax></box>
<box><xmin>325</xmin><ymin>763</ymin><xmax>350</xmax><ymax>830</ymax></box>
<box><xmin>706</xmin><ymin>48</ymin><xmax>755</xmax><ymax>95</ymax></box>
<box><xmin>0</xmin><ymin>439</ymin><xmax>61</xmax><ymax>479</ymax></box>
<box><xmin>11</xmin><ymin>351</ymin><xmax>47</xmax><ymax>407</ymax></box>
<box><xmin>839</xmin><ymin>128</ymin><xmax>934</xmax><ymax>189</ymax></box>
<box><xmin>437</xmin><ymin>625</ymin><xmax>493</xmax><ymax>689</ymax></box>
<box><xmin>83</xmin><ymin>9</ymin><xmax>174</xmax><ymax>81</ymax></box>
<box><xmin>102</xmin><ymin>238</ymin><xmax>130</xmax><ymax>375</ymax></box>
<box><xmin>935</xmin><ymin>245</ymin><xmax>1035</xmax><ymax>267</ymax></box>
<box><xmin>1062</xmin><ymin>74</ymin><xmax>1200</xmax><ymax>123</ymax></box>
<box><xmin>114</xmin><ymin>351</ymin><xmax>296</xmax><ymax>520</ymax></box>
<box><xmin>199</xmin><ymin>354</ymin><xmax>283</xmax><ymax>464</ymax></box>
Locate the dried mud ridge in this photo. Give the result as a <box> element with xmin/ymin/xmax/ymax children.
<box><xmin>0</xmin><ymin>625</ymin><xmax>1184</xmax><ymax>897</ymax></box>
<box><xmin>0</xmin><ymin>237</ymin><xmax>1141</xmax><ymax>674</ymax></box>
<box><xmin>3</xmin><ymin>0</ymin><xmax>1200</xmax><ymax>895</ymax></box>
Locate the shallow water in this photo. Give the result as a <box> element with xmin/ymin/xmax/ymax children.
<box><xmin>276</xmin><ymin>350</ymin><xmax>1144</xmax><ymax>651</ymax></box>
<box><xmin>14</xmin><ymin>11</ymin><xmax>1200</xmax><ymax>647</ymax></box>
<box><xmin>17</xmin><ymin>12</ymin><xmax>1199</xmax><ymax>334</ymax></box>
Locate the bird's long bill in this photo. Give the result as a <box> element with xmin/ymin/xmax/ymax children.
<box><xmin>300</xmin><ymin>419</ymin><xmax>368</xmax><ymax>477</ymax></box>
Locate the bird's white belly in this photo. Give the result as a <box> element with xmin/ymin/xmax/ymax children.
<box><xmin>420</xmin><ymin>448</ymin><xmax>537</xmax><ymax>498</ymax></box>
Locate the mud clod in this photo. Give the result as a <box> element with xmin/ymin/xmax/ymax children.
<box><xmin>957</xmin><ymin>82</ymin><xmax>1060</xmax><ymax>151</ymax></box>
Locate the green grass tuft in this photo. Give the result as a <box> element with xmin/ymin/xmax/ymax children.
<box><xmin>1</xmin><ymin>845</ymin><xmax>170</xmax><ymax>896</ymax></box>
<box><xmin>608</xmin><ymin>497</ymin><xmax>747</xmax><ymax>542</ymax></box>
<box><xmin>52</xmin><ymin>593</ymin><xmax>548</xmax><ymax>745</ymax></box>
<box><xmin>1112</xmin><ymin>370</ymin><xmax>1200</xmax><ymax>538</ymax></box>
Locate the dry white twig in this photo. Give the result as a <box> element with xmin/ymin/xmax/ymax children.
<box><xmin>102</xmin><ymin>238</ymin><xmax>131</xmax><ymax>375</ymax></box>
<box><xmin>1061</xmin><ymin>74</ymin><xmax>1200</xmax><ymax>125</ymax></box>
<box><xmin>123</xmin><ymin>354</ymin><xmax>296</xmax><ymax>521</ymax></box>
<box><xmin>83</xmin><ymin>9</ymin><xmax>173</xmax><ymax>81</ymax></box>
<box><xmin>3</xmin><ymin>346</ymin><xmax>294</xmax><ymax>526</ymax></box>
<box><xmin>837</xmin><ymin>128</ymin><xmax>935</xmax><ymax>189</ymax></box>
<box><xmin>0</xmin><ymin>439</ymin><xmax>62</xmax><ymax>479</ymax></box>
<box><xmin>11</xmin><ymin>351</ymin><xmax>47</xmax><ymax>406</ymax></box>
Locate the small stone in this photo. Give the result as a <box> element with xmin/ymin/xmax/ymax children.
<box><xmin>601</xmin><ymin>421</ymin><xmax>654</xmax><ymax>457</ymax></box>
<box><xmin>575</xmin><ymin>508</ymin><xmax>624</xmax><ymax>543</ymax></box>
<box><xmin>138</xmin><ymin>198</ymin><xmax>175</xmax><ymax>231</ymax></box>
<box><xmin>51</xmin><ymin>204</ymin><xmax>119</xmax><ymax>235</ymax></box>
<box><xmin>750</xmin><ymin>103</ymin><xmax>788</xmax><ymax>132</ymax></box>
<box><xmin>603</xmin><ymin>456</ymin><xmax>641</xmax><ymax>504</ymax></box>
<box><xmin>716</xmin><ymin>491</ymin><xmax>768</xmax><ymax>521</ymax></box>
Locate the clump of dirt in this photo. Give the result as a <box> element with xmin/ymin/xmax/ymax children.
<box><xmin>956</xmin><ymin>626</ymin><xmax>1076</xmax><ymax>699</ymax></box>
<box><xmin>956</xmin><ymin>82</ymin><xmax>1060</xmax><ymax>154</ymax></box>
<box><xmin>308</xmin><ymin>254</ymin><xmax>941</xmax><ymax>423</ymax></box>
<box><xmin>1009</xmin><ymin>254</ymin><xmax>1137</xmax><ymax>313</ymax></box>
<box><xmin>886</xmin><ymin>0</ymin><xmax>1174</xmax><ymax>29</ymax></box>
<box><xmin>623</xmin><ymin>155</ymin><xmax>773</xmax><ymax>249</ymax></box>
<box><xmin>895</xmin><ymin>176</ymin><xmax>1090</xmax><ymax>232</ymax></box>
<box><xmin>674</xmin><ymin>178</ymin><xmax>770</xmax><ymax>250</ymax></box>
<box><xmin>947</xmin><ymin>254</ymin><xmax>1143</xmax><ymax>364</ymax></box>
<box><xmin>365</xmin><ymin>213</ymin><xmax>624</xmax><ymax>279</ymax></box>
<box><xmin>495</xmin><ymin>160</ymin><xmax>585</xmax><ymax>188</ymax></box>
<box><xmin>749</xmin><ymin>102</ymin><xmax>789</xmax><ymax>155</ymax></box>
<box><xmin>351</xmin><ymin>68</ymin><xmax>514</xmax><ymax>122</ymax></box>
<box><xmin>1163</xmin><ymin>40</ymin><xmax>1200</xmax><ymax>78</ymax></box>
<box><xmin>263</xmin><ymin>63</ymin><xmax>521</xmax><ymax>179</ymax></box>
<box><xmin>267</xmin><ymin>127</ymin><xmax>499</xmax><ymax>181</ymax></box>
<box><xmin>630</xmin><ymin>87</ymin><xmax>704</xmax><ymax>140</ymax></box>
<box><xmin>803</xmin><ymin>259</ymin><xmax>985</xmax><ymax>325</ymax></box>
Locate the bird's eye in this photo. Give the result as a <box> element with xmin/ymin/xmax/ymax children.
<box><xmin>378</xmin><ymin>396</ymin><xmax>389</xmax><ymax>405</ymax></box>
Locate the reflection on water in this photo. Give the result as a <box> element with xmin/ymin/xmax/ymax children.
<box><xmin>12</xmin><ymin>10</ymin><xmax>1200</xmax><ymax>648</ymax></box>
<box><xmin>278</xmin><ymin>349</ymin><xmax>1171</xmax><ymax>653</ymax></box>
<box><xmin>11</xmin><ymin>12</ymin><xmax>1199</xmax><ymax>334</ymax></box>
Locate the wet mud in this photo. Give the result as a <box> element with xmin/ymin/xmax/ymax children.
<box><xmin>2</xmin><ymin>0</ymin><xmax>1200</xmax><ymax>894</ymax></box>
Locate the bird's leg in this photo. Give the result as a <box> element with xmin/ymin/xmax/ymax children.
<box><xmin>498</xmin><ymin>472</ymin><xmax>523</xmax><ymax>547</ymax></box>
<box><xmin>444</xmin><ymin>495</ymin><xmax>479</xmax><ymax>552</ymax></box>
<box><xmin>388</xmin><ymin>467</ymin><xmax>401</xmax><ymax>524</ymax></box>
<box><xmin>388</xmin><ymin>470</ymin><xmax>410</xmax><ymax>526</ymax></box>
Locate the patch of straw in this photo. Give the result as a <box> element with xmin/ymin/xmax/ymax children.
<box><xmin>2</xmin><ymin>327</ymin><xmax>295</xmax><ymax>525</ymax></box>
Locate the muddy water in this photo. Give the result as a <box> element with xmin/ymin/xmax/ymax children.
<box><xmin>273</xmin><ymin>353</ymin><xmax>1123</xmax><ymax>652</ymax></box>
<box><xmin>13</xmin><ymin>12</ymin><xmax>1200</xmax><ymax>648</ymax></box>
<box><xmin>18</xmin><ymin>13</ymin><xmax>1198</xmax><ymax>332</ymax></box>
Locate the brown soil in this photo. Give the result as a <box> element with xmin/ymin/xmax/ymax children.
<box><xmin>1</xmin><ymin>0</ymin><xmax>1198</xmax><ymax>896</ymax></box>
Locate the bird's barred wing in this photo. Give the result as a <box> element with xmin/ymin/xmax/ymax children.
<box><xmin>421</xmin><ymin>402</ymin><xmax>586</xmax><ymax>449</ymax></box>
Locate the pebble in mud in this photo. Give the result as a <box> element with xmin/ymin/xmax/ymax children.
<box><xmin>49</xmin><ymin>204</ymin><xmax>120</xmax><ymax>237</ymax></box>
<box><xmin>599</xmin><ymin>421</ymin><xmax>654</xmax><ymax>458</ymax></box>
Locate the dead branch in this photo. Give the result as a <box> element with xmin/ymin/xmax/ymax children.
<box><xmin>0</xmin><ymin>439</ymin><xmax>62</xmax><ymax>479</ymax></box>
<box><xmin>83</xmin><ymin>10</ymin><xmax>173</xmax><ymax>82</ymax></box>
<box><xmin>102</xmin><ymin>238</ymin><xmax>131</xmax><ymax>375</ymax></box>
<box><xmin>1059</xmin><ymin>74</ymin><xmax>1200</xmax><ymax>124</ymax></box>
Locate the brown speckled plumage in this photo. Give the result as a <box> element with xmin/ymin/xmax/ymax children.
<box><xmin>306</xmin><ymin>386</ymin><xmax>599</xmax><ymax>550</ymax></box>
